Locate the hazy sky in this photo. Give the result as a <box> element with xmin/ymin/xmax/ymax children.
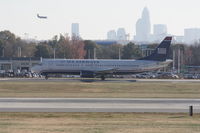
<box><xmin>0</xmin><ymin>0</ymin><xmax>200</xmax><ymax>40</ymax></box>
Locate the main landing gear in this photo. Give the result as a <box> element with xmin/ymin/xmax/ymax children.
<box><xmin>101</xmin><ymin>75</ymin><xmax>105</xmax><ymax>81</ymax></box>
<box><xmin>45</xmin><ymin>75</ymin><xmax>49</xmax><ymax>80</ymax></box>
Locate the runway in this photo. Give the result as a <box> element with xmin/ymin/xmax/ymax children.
<box><xmin>0</xmin><ymin>98</ymin><xmax>200</xmax><ymax>113</ymax></box>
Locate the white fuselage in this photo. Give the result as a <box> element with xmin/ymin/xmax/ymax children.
<box><xmin>31</xmin><ymin>59</ymin><xmax>172</xmax><ymax>75</ymax></box>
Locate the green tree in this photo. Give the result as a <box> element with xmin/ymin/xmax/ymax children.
<box><xmin>34</xmin><ymin>43</ymin><xmax>53</xmax><ymax>58</ymax></box>
<box><xmin>71</xmin><ymin>37</ymin><xmax>86</xmax><ymax>59</ymax></box>
<box><xmin>0</xmin><ymin>30</ymin><xmax>36</xmax><ymax>58</ymax></box>
<box><xmin>189</xmin><ymin>44</ymin><xmax>200</xmax><ymax>65</ymax></box>
<box><xmin>0</xmin><ymin>40</ymin><xmax>4</xmax><ymax>57</ymax></box>
<box><xmin>56</xmin><ymin>34</ymin><xmax>71</xmax><ymax>58</ymax></box>
<box><xmin>96</xmin><ymin>44</ymin><xmax>123</xmax><ymax>59</ymax></box>
<box><xmin>21</xmin><ymin>42</ymin><xmax>36</xmax><ymax>57</ymax></box>
<box><xmin>0</xmin><ymin>30</ymin><xmax>17</xmax><ymax>57</ymax></box>
<box><xmin>122</xmin><ymin>42</ymin><xmax>142</xmax><ymax>59</ymax></box>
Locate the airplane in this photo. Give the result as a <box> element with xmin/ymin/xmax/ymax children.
<box><xmin>31</xmin><ymin>36</ymin><xmax>173</xmax><ymax>80</ymax></box>
<box><xmin>37</xmin><ymin>14</ymin><xmax>47</xmax><ymax>19</ymax></box>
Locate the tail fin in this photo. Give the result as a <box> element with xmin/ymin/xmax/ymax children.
<box><xmin>140</xmin><ymin>36</ymin><xmax>172</xmax><ymax>61</ymax></box>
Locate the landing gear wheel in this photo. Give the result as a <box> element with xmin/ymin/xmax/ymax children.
<box><xmin>101</xmin><ymin>75</ymin><xmax>105</xmax><ymax>81</ymax></box>
<box><xmin>45</xmin><ymin>75</ymin><xmax>49</xmax><ymax>80</ymax></box>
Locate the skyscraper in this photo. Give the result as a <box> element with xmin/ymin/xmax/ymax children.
<box><xmin>184</xmin><ymin>28</ymin><xmax>200</xmax><ymax>44</ymax></box>
<box><xmin>117</xmin><ymin>28</ymin><xmax>127</xmax><ymax>41</ymax></box>
<box><xmin>153</xmin><ymin>24</ymin><xmax>168</xmax><ymax>42</ymax></box>
<box><xmin>107</xmin><ymin>30</ymin><xmax>117</xmax><ymax>40</ymax></box>
<box><xmin>153</xmin><ymin>24</ymin><xmax>167</xmax><ymax>36</ymax></box>
<box><xmin>71</xmin><ymin>23</ymin><xmax>80</xmax><ymax>38</ymax></box>
<box><xmin>134</xmin><ymin>7</ymin><xmax>151</xmax><ymax>42</ymax></box>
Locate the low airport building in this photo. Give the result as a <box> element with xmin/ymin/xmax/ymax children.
<box><xmin>0</xmin><ymin>57</ymin><xmax>40</xmax><ymax>72</ymax></box>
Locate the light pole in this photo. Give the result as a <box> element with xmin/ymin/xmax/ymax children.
<box><xmin>173</xmin><ymin>49</ymin><xmax>175</xmax><ymax>71</ymax></box>
<box><xmin>119</xmin><ymin>47</ymin><xmax>121</xmax><ymax>60</ymax></box>
<box><xmin>178</xmin><ymin>47</ymin><xmax>181</xmax><ymax>73</ymax></box>
<box><xmin>53</xmin><ymin>48</ymin><xmax>56</xmax><ymax>59</ymax></box>
<box><xmin>2</xmin><ymin>47</ymin><xmax>4</xmax><ymax>57</ymax></box>
<box><xmin>18</xmin><ymin>47</ymin><xmax>21</xmax><ymax>57</ymax></box>
<box><xmin>94</xmin><ymin>48</ymin><xmax>96</xmax><ymax>59</ymax></box>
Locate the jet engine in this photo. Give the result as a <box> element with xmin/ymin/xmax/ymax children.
<box><xmin>80</xmin><ymin>71</ymin><xmax>95</xmax><ymax>78</ymax></box>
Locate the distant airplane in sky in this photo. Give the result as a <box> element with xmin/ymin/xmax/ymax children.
<box><xmin>37</xmin><ymin>14</ymin><xmax>47</xmax><ymax>19</ymax></box>
<box><xmin>31</xmin><ymin>37</ymin><xmax>173</xmax><ymax>80</ymax></box>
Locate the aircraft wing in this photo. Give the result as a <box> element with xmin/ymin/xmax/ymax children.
<box><xmin>94</xmin><ymin>68</ymin><xmax>118</xmax><ymax>74</ymax></box>
<box><xmin>81</xmin><ymin>68</ymin><xmax>117</xmax><ymax>74</ymax></box>
<box><xmin>37</xmin><ymin>14</ymin><xmax>47</xmax><ymax>19</ymax></box>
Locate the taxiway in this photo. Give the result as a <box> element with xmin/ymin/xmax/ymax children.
<box><xmin>0</xmin><ymin>98</ymin><xmax>199</xmax><ymax>113</ymax></box>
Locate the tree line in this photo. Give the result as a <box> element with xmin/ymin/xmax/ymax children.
<box><xmin>0</xmin><ymin>30</ymin><xmax>200</xmax><ymax>67</ymax></box>
<box><xmin>0</xmin><ymin>30</ymin><xmax>142</xmax><ymax>60</ymax></box>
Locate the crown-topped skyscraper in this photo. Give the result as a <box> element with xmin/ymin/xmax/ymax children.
<box><xmin>134</xmin><ymin>7</ymin><xmax>151</xmax><ymax>42</ymax></box>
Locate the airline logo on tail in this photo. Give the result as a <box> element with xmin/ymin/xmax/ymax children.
<box><xmin>158</xmin><ymin>48</ymin><xmax>167</xmax><ymax>55</ymax></box>
<box><xmin>164</xmin><ymin>37</ymin><xmax>172</xmax><ymax>41</ymax></box>
<box><xmin>139</xmin><ymin>36</ymin><xmax>172</xmax><ymax>61</ymax></box>
<box><xmin>158</xmin><ymin>36</ymin><xmax>172</xmax><ymax>55</ymax></box>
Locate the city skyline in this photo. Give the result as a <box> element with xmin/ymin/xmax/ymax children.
<box><xmin>1</xmin><ymin>0</ymin><xmax>200</xmax><ymax>40</ymax></box>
